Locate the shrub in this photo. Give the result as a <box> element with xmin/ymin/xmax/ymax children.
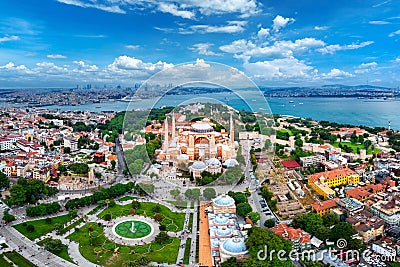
<box><xmin>103</xmin><ymin>214</ymin><xmax>112</xmax><ymax>221</ymax></box>
<box><xmin>26</xmin><ymin>224</ymin><xmax>35</xmax><ymax>233</ymax></box>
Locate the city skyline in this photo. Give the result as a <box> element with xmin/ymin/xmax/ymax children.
<box><xmin>0</xmin><ymin>0</ymin><xmax>400</xmax><ymax>87</ymax></box>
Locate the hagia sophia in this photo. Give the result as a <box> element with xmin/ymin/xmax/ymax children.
<box><xmin>156</xmin><ymin>112</ymin><xmax>239</xmax><ymax>179</ymax></box>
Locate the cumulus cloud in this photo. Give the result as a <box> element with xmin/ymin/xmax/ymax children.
<box><xmin>257</xmin><ymin>27</ymin><xmax>270</xmax><ymax>38</ymax></box>
<box><xmin>47</xmin><ymin>54</ymin><xmax>67</xmax><ymax>59</ymax></box>
<box><xmin>0</xmin><ymin>35</ymin><xmax>20</xmax><ymax>43</ymax></box>
<box><xmin>57</xmin><ymin>0</ymin><xmax>125</xmax><ymax>14</ymax></box>
<box><xmin>73</xmin><ymin>60</ymin><xmax>98</xmax><ymax>72</ymax></box>
<box><xmin>189</xmin><ymin>43</ymin><xmax>220</xmax><ymax>56</ymax></box>
<box><xmin>354</xmin><ymin>62</ymin><xmax>377</xmax><ymax>74</ymax></box>
<box><xmin>158</xmin><ymin>3</ymin><xmax>195</xmax><ymax>19</ymax></box>
<box><xmin>321</xmin><ymin>68</ymin><xmax>353</xmax><ymax>78</ymax></box>
<box><xmin>317</xmin><ymin>41</ymin><xmax>373</xmax><ymax>54</ymax></box>
<box><xmin>272</xmin><ymin>15</ymin><xmax>295</xmax><ymax>32</ymax></box>
<box><xmin>106</xmin><ymin>56</ymin><xmax>173</xmax><ymax>73</ymax></box>
<box><xmin>244</xmin><ymin>57</ymin><xmax>314</xmax><ymax>80</ymax></box>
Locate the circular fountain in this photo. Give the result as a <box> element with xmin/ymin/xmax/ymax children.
<box><xmin>113</xmin><ymin>219</ymin><xmax>154</xmax><ymax>240</ymax></box>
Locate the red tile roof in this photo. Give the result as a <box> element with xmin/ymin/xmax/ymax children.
<box><xmin>308</xmin><ymin>168</ymin><xmax>356</xmax><ymax>183</ymax></box>
<box><xmin>311</xmin><ymin>199</ymin><xmax>338</xmax><ymax>212</ymax></box>
<box><xmin>281</xmin><ymin>160</ymin><xmax>301</xmax><ymax>168</ymax></box>
<box><xmin>271</xmin><ymin>223</ymin><xmax>311</xmax><ymax>244</ymax></box>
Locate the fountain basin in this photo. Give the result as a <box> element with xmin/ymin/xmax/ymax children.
<box><xmin>112</xmin><ymin>219</ymin><xmax>154</xmax><ymax>240</ymax></box>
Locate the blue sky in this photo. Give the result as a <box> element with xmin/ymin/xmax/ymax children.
<box><xmin>0</xmin><ymin>0</ymin><xmax>400</xmax><ymax>87</ymax></box>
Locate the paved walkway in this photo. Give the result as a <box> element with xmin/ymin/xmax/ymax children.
<box><xmin>198</xmin><ymin>202</ymin><xmax>213</xmax><ymax>267</ymax></box>
<box><xmin>188</xmin><ymin>200</ymin><xmax>198</xmax><ymax>266</ymax></box>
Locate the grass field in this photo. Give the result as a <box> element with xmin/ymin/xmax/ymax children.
<box><xmin>331</xmin><ymin>142</ymin><xmax>381</xmax><ymax>155</ymax></box>
<box><xmin>0</xmin><ymin>254</ymin><xmax>12</xmax><ymax>267</ymax></box>
<box><xmin>4</xmin><ymin>251</ymin><xmax>37</xmax><ymax>267</ymax></box>
<box><xmin>13</xmin><ymin>214</ymin><xmax>71</xmax><ymax>240</ymax></box>
<box><xmin>183</xmin><ymin>238</ymin><xmax>191</xmax><ymax>265</ymax></box>
<box><xmin>97</xmin><ymin>202</ymin><xmax>185</xmax><ymax>232</ymax></box>
<box><xmin>67</xmin><ymin>222</ymin><xmax>180</xmax><ymax>267</ymax></box>
<box><xmin>37</xmin><ymin>238</ymin><xmax>75</xmax><ymax>264</ymax></box>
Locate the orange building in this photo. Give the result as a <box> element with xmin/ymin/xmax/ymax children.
<box><xmin>311</xmin><ymin>199</ymin><xmax>338</xmax><ymax>216</ymax></box>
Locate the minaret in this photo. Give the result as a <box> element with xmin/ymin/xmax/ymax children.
<box><xmin>230</xmin><ymin>112</ymin><xmax>234</xmax><ymax>147</ymax></box>
<box><xmin>172</xmin><ymin>112</ymin><xmax>176</xmax><ymax>140</ymax></box>
<box><xmin>163</xmin><ymin>116</ymin><xmax>169</xmax><ymax>152</ymax></box>
<box><xmin>388</xmin><ymin>121</ymin><xmax>391</xmax><ymax>131</ymax></box>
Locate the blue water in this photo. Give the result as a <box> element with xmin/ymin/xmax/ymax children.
<box><xmin>1</xmin><ymin>92</ymin><xmax>398</xmax><ymax>129</ymax></box>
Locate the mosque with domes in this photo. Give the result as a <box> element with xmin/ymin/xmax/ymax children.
<box><xmin>157</xmin><ymin>112</ymin><xmax>239</xmax><ymax>179</ymax></box>
<box><xmin>202</xmin><ymin>194</ymin><xmax>250</xmax><ymax>265</ymax></box>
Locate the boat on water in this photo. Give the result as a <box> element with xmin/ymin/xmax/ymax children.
<box><xmin>120</xmin><ymin>96</ymin><xmax>142</xmax><ymax>102</ymax></box>
<box><xmin>289</xmin><ymin>100</ymin><xmax>294</xmax><ymax>103</ymax></box>
<box><xmin>299</xmin><ymin>102</ymin><xmax>304</xmax><ymax>105</ymax></box>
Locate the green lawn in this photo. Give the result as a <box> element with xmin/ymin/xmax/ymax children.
<box><xmin>97</xmin><ymin>202</ymin><xmax>185</xmax><ymax>232</ymax></box>
<box><xmin>165</xmin><ymin>200</ymin><xmax>188</xmax><ymax>209</ymax></box>
<box><xmin>13</xmin><ymin>214</ymin><xmax>72</xmax><ymax>240</ymax></box>
<box><xmin>183</xmin><ymin>238</ymin><xmax>191</xmax><ymax>265</ymax></box>
<box><xmin>37</xmin><ymin>238</ymin><xmax>75</xmax><ymax>264</ymax></box>
<box><xmin>67</xmin><ymin>222</ymin><xmax>180</xmax><ymax>267</ymax></box>
<box><xmin>118</xmin><ymin>196</ymin><xmax>136</xmax><ymax>202</ymax></box>
<box><xmin>331</xmin><ymin>142</ymin><xmax>381</xmax><ymax>155</ymax></box>
<box><xmin>87</xmin><ymin>205</ymin><xmax>104</xmax><ymax>215</ymax></box>
<box><xmin>4</xmin><ymin>251</ymin><xmax>37</xmax><ymax>267</ymax></box>
<box><xmin>0</xmin><ymin>254</ymin><xmax>12</xmax><ymax>267</ymax></box>
<box><xmin>58</xmin><ymin>218</ymin><xmax>84</xmax><ymax>235</ymax></box>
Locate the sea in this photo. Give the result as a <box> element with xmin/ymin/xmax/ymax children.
<box><xmin>1</xmin><ymin>92</ymin><xmax>399</xmax><ymax>130</ymax></box>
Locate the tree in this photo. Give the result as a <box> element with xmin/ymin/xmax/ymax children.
<box><xmin>237</xmin><ymin>202</ymin><xmax>252</xmax><ymax>218</ymax></box>
<box><xmin>322</xmin><ymin>213</ymin><xmax>339</xmax><ymax>227</ymax></box>
<box><xmin>203</xmin><ymin>188</ymin><xmax>217</xmax><ymax>200</ymax></box>
<box><xmin>169</xmin><ymin>189</ymin><xmax>180</xmax><ymax>199</ymax></box>
<box><xmin>45</xmin><ymin>239</ymin><xmax>63</xmax><ymax>253</ymax></box>
<box><xmin>8</xmin><ymin>184</ymin><xmax>27</xmax><ymax>206</ymax></box>
<box><xmin>103</xmin><ymin>213</ymin><xmax>112</xmax><ymax>221</ymax></box>
<box><xmin>131</xmin><ymin>200</ymin><xmax>141</xmax><ymax>209</ymax></box>
<box><xmin>264</xmin><ymin>139</ymin><xmax>272</xmax><ymax>150</ymax></box>
<box><xmin>330</xmin><ymin>222</ymin><xmax>355</xmax><ymax>241</ymax></box>
<box><xmin>221</xmin><ymin>257</ymin><xmax>241</xmax><ymax>267</ymax></box>
<box><xmin>63</xmin><ymin>147</ymin><xmax>71</xmax><ymax>154</ymax></box>
<box><xmin>152</xmin><ymin>204</ymin><xmax>161</xmax><ymax>213</ymax></box>
<box><xmin>26</xmin><ymin>224</ymin><xmax>35</xmax><ymax>233</ymax></box>
<box><xmin>111</xmin><ymin>160</ymin><xmax>116</xmax><ymax>170</ymax></box>
<box><xmin>155</xmin><ymin>231</ymin><xmax>170</xmax><ymax>244</ymax></box>
<box><xmin>0</xmin><ymin>171</ymin><xmax>10</xmax><ymax>189</ymax></box>
<box><xmin>154</xmin><ymin>213</ymin><xmax>163</xmax><ymax>221</ymax></box>
<box><xmin>244</xmin><ymin>227</ymin><xmax>294</xmax><ymax>267</ymax></box>
<box><xmin>247</xmin><ymin>212</ymin><xmax>260</xmax><ymax>224</ymax></box>
<box><xmin>295</xmin><ymin>138</ymin><xmax>303</xmax><ymax>148</ymax></box>
<box><xmin>2</xmin><ymin>211</ymin><xmax>15</xmax><ymax>223</ymax></box>
<box><xmin>264</xmin><ymin>219</ymin><xmax>276</xmax><ymax>228</ymax></box>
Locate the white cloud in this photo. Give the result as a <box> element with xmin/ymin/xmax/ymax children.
<box><xmin>57</xmin><ymin>0</ymin><xmax>261</xmax><ymax>18</ymax></box>
<box><xmin>257</xmin><ymin>27</ymin><xmax>270</xmax><ymax>38</ymax></box>
<box><xmin>57</xmin><ymin>0</ymin><xmax>125</xmax><ymax>14</ymax></box>
<box><xmin>73</xmin><ymin>60</ymin><xmax>98</xmax><ymax>72</ymax></box>
<box><xmin>321</xmin><ymin>68</ymin><xmax>353</xmax><ymax>78</ymax></box>
<box><xmin>317</xmin><ymin>41</ymin><xmax>373</xmax><ymax>54</ymax></box>
<box><xmin>189</xmin><ymin>43</ymin><xmax>220</xmax><ymax>56</ymax></box>
<box><xmin>0</xmin><ymin>62</ymin><xmax>16</xmax><ymax>69</ymax></box>
<box><xmin>47</xmin><ymin>54</ymin><xmax>67</xmax><ymax>59</ymax></box>
<box><xmin>34</xmin><ymin>62</ymin><xmax>69</xmax><ymax>74</ymax></box>
<box><xmin>396</xmin><ymin>57</ymin><xmax>400</xmax><ymax>62</ymax></box>
<box><xmin>314</xmin><ymin>26</ymin><xmax>328</xmax><ymax>30</ymax></box>
<box><xmin>354</xmin><ymin>62</ymin><xmax>377</xmax><ymax>74</ymax></box>
<box><xmin>272</xmin><ymin>15</ymin><xmax>295</xmax><ymax>32</ymax></box>
<box><xmin>125</xmin><ymin>45</ymin><xmax>140</xmax><ymax>50</ymax></box>
<box><xmin>0</xmin><ymin>35</ymin><xmax>20</xmax><ymax>43</ymax></box>
<box><xmin>220</xmin><ymin>37</ymin><xmax>325</xmax><ymax>59</ymax></box>
<box><xmin>369</xmin><ymin>20</ymin><xmax>390</xmax><ymax>25</ymax></box>
<box><xmin>187</xmin><ymin>21</ymin><xmax>247</xmax><ymax>34</ymax></box>
<box><xmin>107</xmin><ymin>55</ymin><xmax>173</xmax><ymax>72</ymax></box>
<box><xmin>244</xmin><ymin>57</ymin><xmax>314</xmax><ymax>80</ymax></box>
<box><xmin>158</xmin><ymin>3</ymin><xmax>195</xmax><ymax>19</ymax></box>
<box><xmin>389</xmin><ymin>29</ymin><xmax>400</xmax><ymax>37</ymax></box>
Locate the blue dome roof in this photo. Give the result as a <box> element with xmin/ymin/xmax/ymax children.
<box><xmin>191</xmin><ymin>161</ymin><xmax>207</xmax><ymax>170</ymax></box>
<box><xmin>215</xmin><ymin>215</ymin><xmax>229</xmax><ymax>224</ymax></box>
<box><xmin>223</xmin><ymin>158</ymin><xmax>239</xmax><ymax>168</ymax></box>
<box><xmin>207</xmin><ymin>158</ymin><xmax>221</xmax><ymax>166</ymax></box>
<box><xmin>222</xmin><ymin>237</ymin><xmax>247</xmax><ymax>254</ymax></box>
<box><xmin>217</xmin><ymin>226</ymin><xmax>232</xmax><ymax>237</ymax></box>
<box><xmin>213</xmin><ymin>195</ymin><xmax>234</xmax><ymax>206</ymax></box>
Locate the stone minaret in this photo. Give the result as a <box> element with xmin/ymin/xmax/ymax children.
<box><xmin>230</xmin><ymin>112</ymin><xmax>234</xmax><ymax>147</ymax></box>
<box><xmin>163</xmin><ymin>116</ymin><xmax>169</xmax><ymax>152</ymax></box>
<box><xmin>172</xmin><ymin>112</ymin><xmax>176</xmax><ymax>140</ymax></box>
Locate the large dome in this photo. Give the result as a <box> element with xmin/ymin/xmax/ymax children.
<box><xmin>191</xmin><ymin>161</ymin><xmax>207</xmax><ymax>170</ymax></box>
<box><xmin>221</xmin><ymin>237</ymin><xmax>247</xmax><ymax>254</ymax></box>
<box><xmin>207</xmin><ymin>158</ymin><xmax>221</xmax><ymax>167</ymax></box>
<box><xmin>214</xmin><ymin>215</ymin><xmax>229</xmax><ymax>224</ymax></box>
<box><xmin>223</xmin><ymin>158</ymin><xmax>239</xmax><ymax>168</ymax></box>
<box><xmin>191</xmin><ymin>119</ymin><xmax>213</xmax><ymax>133</ymax></box>
<box><xmin>216</xmin><ymin>226</ymin><xmax>232</xmax><ymax>237</ymax></box>
<box><xmin>213</xmin><ymin>195</ymin><xmax>234</xmax><ymax>206</ymax></box>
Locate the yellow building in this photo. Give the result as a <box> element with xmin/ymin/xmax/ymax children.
<box><xmin>311</xmin><ymin>199</ymin><xmax>338</xmax><ymax>216</ymax></box>
<box><xmin>308</xmin><ymin>168</ymin><xmax>360</xmax><ymax>199</ymax></box>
